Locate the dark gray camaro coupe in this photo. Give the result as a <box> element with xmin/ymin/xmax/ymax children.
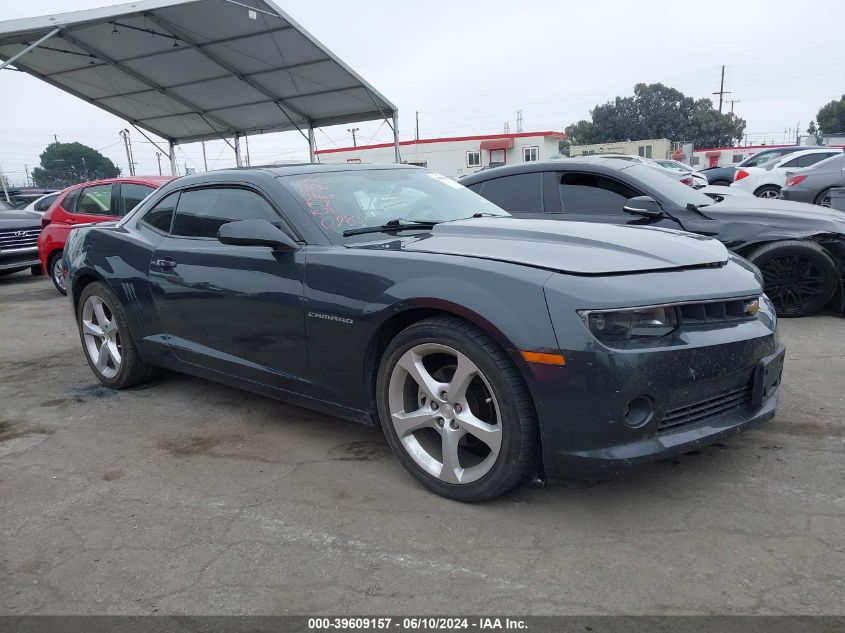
<box><xmin>64</xmin><ymin>164</ymin><xmax>784</xmax><ymax>501</ymax></box>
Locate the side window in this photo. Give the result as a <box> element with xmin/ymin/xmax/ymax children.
<box><xmin>779</xmin><ymin>157</ymin><xmax>801</xmax><ymax>169</ymax></box>
<box><xmin>61</xmin><ymin>188</ymin><xmax>81</xmax><ymax>212</ymax></box>
<box><xmin>796</xmin><ymin>153</ymin><xmax>836</xmax><ymax>168</ymax></box>
<box><xmin>172</xmin><ymin>187</ymin><xmax>281</xmax><ymax>239</ymax></box>
<box><xmin>36</xmin><ymin>194</ymin><xmax>58</xmax><ymax>212</ymax></box>
<box><xmin>477</xmin><ymin>173</ymin><xmax>543</xmax><ymax>214</ymax></box>
<box><xmin>140</xmin><ymin>191</ymin><xmax>179</xmax><ymax>233</ymax></box>
<box><xmin>74</xmin><ymin>184</ymin><xmax>113</xmax><ymax>215</ymax></box>
<box><xmin>559</xmin><ymin>172</ymin><xmax>640</xmax><ymax>215</ymax></box>
<box><xmin>120</xmin><ymin>183</ymin><xmax>156</xmax><ymax>215</ymax></box>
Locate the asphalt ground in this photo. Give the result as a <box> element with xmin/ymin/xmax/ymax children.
<box><xmin>1</xmin><ymin>270</ymin><xmax>843</xmax><ymax>615</ymax></box>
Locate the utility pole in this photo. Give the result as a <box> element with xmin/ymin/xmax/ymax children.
<box><xmin>24</xmin><ymin>164</ymin><xmax>30</xmax><ymax>187</ymax></box>
<box><xmin>728</xmin><ymin>99</ymin><xmax>740</xmax><ymax>113</ymax></box>
<box><xmin>0</xmin><ymin>165</ymin><xmax>10</xmax><ymax>202</ymax></box>
<box><xmin>713</xmin><ymin>65</ymin><xmax>730</xmax><ymax>113</ymax></box>
<box><xmin>53</xmin><ymin>134</ymin><xmax>58</xmax><ymax>144</ymax></box>
<box><xmin>347</xmin><ymin>127</ymin><xmax>359</xmax><ymax>147</ymax></box>
<box><xmin>516</xmin><ymin>109</ymin><xmax>524</xmax><ymax>133</ymax></box>
<box><xmin>245</xmin><ymin>134</ymin><xmax>251</xmax><ymax>166</ymax></box>
<box><xmin>201</xmin><ymin>142</ymin><xmax>208</xmax><ymax>171</ymax></box>
<box><xmin>155</xmin><ymin>152</ymin><xmax>162</xmax><ymax>175</ymax></box>
<box><xmin>80</xmin><ymin>156</ymin><xmax>88</xmax><ymax>181</ymax></box>
<box><xmin>796</xmin><ymin>121</ymin><xmax>801</xmax><ymax>145</ymax></box>
<box><xmin>415</xmin><ymin>111</ymin><xmax>420</xmax><ymax>141</ymax></box>
<box><xmin>119</xmin><ymin>129</ymin><xmax>136</xmax><ymax>176</ymax></box>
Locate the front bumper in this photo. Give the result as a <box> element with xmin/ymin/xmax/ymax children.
<box><xmin>0</xmin><ymin>248</ymin><xmax>40</xmax><ymax>272</ymax></box>
<box><xmin>548</xmin><ymin>384</ymin><xmax>778</xmax><ymax>481</ymax></box>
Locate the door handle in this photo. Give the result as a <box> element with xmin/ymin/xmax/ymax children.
<box><xmin>153</xmin><ymin>258</ymin><xmax>177</xmax><ymax>270</ymax></box>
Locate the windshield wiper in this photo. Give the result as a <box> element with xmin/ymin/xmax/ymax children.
<box><xmin>342</xmin><ymin>218</ymin><xmax>441</xmax><ymax>237</ymax></box>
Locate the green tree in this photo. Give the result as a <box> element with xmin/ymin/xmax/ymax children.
<box><xmin>816</xmin><ymin>95</ymin><xmax>845</xmax><ymax>135</ymax></box>
<box><xmin>807</xmin><ymin>120</ymin><xmax>818</xmax><ymax>136</ymax></box>
<box><xmin>565</xmin><ymin>83</ymin><xmax>746</xmax><ymax>148</ymax></box>
<box><xmin>31</xmin><ymin>142</ymin><xmax>120</xmax><ymax>188</ymax></box>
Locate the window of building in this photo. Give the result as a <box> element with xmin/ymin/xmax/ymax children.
<box><xmin>476</xmin><ymin>173</ymin><xmax>543</xmax><ymax>214</ymax></box>
<box><xmin>732</xmin><ymin>154</ymin><xmax>744</xmax><ymax>163</ymax></box>
<box><xmin>466</xmin><ymin>151</ymin><xmax>481</xmax><ymax>168</ymax></box>
<box><xmin>638</xmin><ymin>145</ymin><xmax>653</xmax><ymax>159</ymax></box>
<box><xmin>523</xmin><ymin>146</ymin><xmax>539</xmax><ymax>162</ymax></box>
<box><xmin>172</xmin><ymin>187</ymin><xmax>282</xmax><ymax>238</ymax></box>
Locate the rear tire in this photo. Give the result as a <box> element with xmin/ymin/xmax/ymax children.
<box><xmin>815</xmin><ymin>188</ymin><xmax>834</xmax><ymax>208</ymax></box>
<box><xmin>376</xmin><ymin>316</ymin><xmax>539</xmax><ymax>502</ymax></box>
<box><xmin>77</xmin><ymin>281</ymin><xmax>157</xmax><ymax>388</ymax></box>
<box><xmin>48</xmin><ymin>251</ymin><xmax>67</xmax><ymax>295</ymax></box>
<box><xmin>746</xmin><ymin>241</ymin><xmax>839</xmax><ymax>317</ymax></box>
<box><xmin>754</xmin><ymin>185</ymin><xmax>781</xmax><ymax>199</ymax></box>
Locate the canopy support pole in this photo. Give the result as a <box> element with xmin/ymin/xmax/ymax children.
<box><xmin>234</xmin><ymin>134</ymin><xmax>242</xmax><ymax>167</ymax></box>
<box><xmin>131</xmin><ymin>124</ymin><xmax>171</xmax><ymax>160</ymax></box>
<box><xmin>308</xmin><ymin>125</ymin><xmax>316</xmax><ymax>163</ymax></box>
<box><xmin>169</xmin><ymin>141</ymin><xmax>178</xmax><ymax>176</ymax></box>
<box><xmin>392</xmin><ymin>113</ymin><xmax>401</xmax><ymax>163</ymax></box>
<box><xmin>0</xmin><ymin>28</ymin><xmax>61</xmax><ymax>72</ymax></box>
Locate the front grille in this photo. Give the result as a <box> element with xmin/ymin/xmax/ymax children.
<box><xmin>0</xmin><ymin>228</ymin><xmax>40</xmax><ymax>251</ymax></box>
<box><xmin>660</xmin><ymin>382</ymin><xmax>753</xmax><ymax>432</ymax></box>
<box><xmin>0</xmin><ymin>252</ymin><xmax>39</xmax><ymax>267</ymax></box>
<box><xmin>679</xmin><ymin>298</ymin><xmax>754</xmax><ymax>325</ymax></box>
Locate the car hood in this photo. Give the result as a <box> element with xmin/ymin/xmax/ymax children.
<box><xmin>0</xmin><ymin>209</ymin><xmax>41</xmax><ymax>229</ymax></box>
<box><xmin>704</xmin><ymin>196</ymin><xmax>845</xmax><ymax>232</ymax></box>
<box><xmin>395</xmin><ymin>218</ymin><xmax>728</xmax><ymax>274</ymax></box>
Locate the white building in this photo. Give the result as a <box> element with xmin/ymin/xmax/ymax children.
<box><xmin>315</xmin><ymin>131</ymin><xmax>565</xmax><ymax>179</ymax></box>
<box><xmin>569</xmin><ymin>138</ymin><xmax>673</xmax><ymax>160</ymax></box>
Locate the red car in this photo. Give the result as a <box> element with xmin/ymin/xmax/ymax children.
<box><xmin>38</xmin><ymin>176</ymin><xmax>173</xmax><ymax>294</ymax></box>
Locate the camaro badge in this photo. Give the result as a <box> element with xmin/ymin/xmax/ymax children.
<box><xmin>307</xmin><ymin>311</ymin><xmax>353</xmax><ymax>325</ymax></box>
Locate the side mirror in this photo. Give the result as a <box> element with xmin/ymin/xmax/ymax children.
<box><xmin>217</xmin><ymin>219</ymin><xmax>299</xmax><ymax>252</ymax></box>
<box><xmin>623</xmin><ymin>196</ymin><xmax>663</xmax><ymax>218</ymax></box>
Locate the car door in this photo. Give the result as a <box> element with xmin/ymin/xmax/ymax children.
<box><xmin>467</xmin><ymin>172</ymin><xmax>546</xmax><ymax>219</ymax></box>
<box><xmin>148</xmin><ymin>183</ymin><xmax>307</xmax><ymax>391</ymax></box>
<box><xmin>556</xmin><ymin>170</ymin><xmax>683</xmax><ymax>229</ymax></box>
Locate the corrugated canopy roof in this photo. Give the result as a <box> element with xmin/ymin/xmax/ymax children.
<box><xmin>0</xmin><ymin>0</ymin><xmax>397</xmax><ymax>144</ymax></box>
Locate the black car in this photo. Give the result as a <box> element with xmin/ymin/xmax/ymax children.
<box><xmin>64</xmin><ymin>165</ymin><xmax>782</xmax><ymax>501</ymax></box>
<box><xmin>702</xmin><ymin>146</ymin><xmax>814</xmax><ymax>186</ymax></box>
<box><xmin>0</xmin><ymin>206</ymin><xmax>43</xmax><ymax>278</ymax></box>
<box><xmin>462</xmin><ymin>158</ymin><xmax>845</xmax><ymax>318</ymax></box>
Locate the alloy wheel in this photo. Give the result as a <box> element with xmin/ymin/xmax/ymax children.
<box><xmin>820</xmin><ymin>194</ymin><xmax>832</xmax><ymax>208</ymax></box>
<box><xmin>757</xmin><ymin>189</ymin><xmax>780</xmax><ymax>199</ymax></box>
<box><xmin>52</xmin><ymin>257</ymin><xmax>66</xmax><ymax>292</ymax></box>
<box><xmin>81</xmin><ymin>295</ymin><xmax>122</xmax><ymax>379</ymax></box>
<box><xmin>761</xmin><ymin>255</ymin><xmax>827</xmax><ymax>315</ymax></box>
<box><xmin>387</xmin><ymin>343</ymin><xmax>502</xmax><ymax>485</ymax></box>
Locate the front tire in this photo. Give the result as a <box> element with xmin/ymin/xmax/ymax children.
<box><xmin>77</xmin><ymin>281</ymin><xmax>156</xmax><ymax>388</ymax></box>
<box><xmin>376</xmin><ymin>316</ymin><xmax>539</xmax><ymax>502</ymax></box>
<box><xmin>48</xmin><ymin>251</ymin><xmax>67</xmax><ymax>295</ymax></box>
<box><xmin>754</xmin><ymin>185</ymin><xmax>781</xmax><ymax>199</ymax></box>
<box><xmin>746</xmin><ymin>241</ymin><xmax>839</xmax><ymax>317</ymax></box>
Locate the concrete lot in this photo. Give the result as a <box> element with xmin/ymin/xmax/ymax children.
<box><xmin>0</xmin><ymin>271</ymin><xmax>843</xmax><ymax>615</ymax></box>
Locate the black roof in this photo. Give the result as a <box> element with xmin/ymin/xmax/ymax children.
<box><xmin>460</xmin><ymin>157</ymin><xmax>632</xmax><ymax>184</ymax></box>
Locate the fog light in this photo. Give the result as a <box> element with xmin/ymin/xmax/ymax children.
<box><xmin>624</xmin><ymin>396</ymin><xmax>654</xmax><ymax>428</ymax></box>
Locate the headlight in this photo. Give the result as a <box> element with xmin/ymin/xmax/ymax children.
<box><xmin>578</xmin><ymin>306</ymin><xmax>678</xmax><ymax>342</ymax></box>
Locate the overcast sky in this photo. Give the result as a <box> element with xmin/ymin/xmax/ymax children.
<box><xmin>1</xmin><ymin>0</ymin><xmax>844</xmax><ymax>185</ymax></box>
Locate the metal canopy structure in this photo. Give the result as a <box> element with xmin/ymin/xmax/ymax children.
<box><xmin>0</xmin><ymin>0</ymin><xmax>400</xmax><ymax>173</ymax></box>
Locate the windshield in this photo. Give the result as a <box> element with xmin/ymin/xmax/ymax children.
<box><xmin>624</xmin><ymin>164</ymin><xmax>713</xmax><ymax>207</ymax></box>
<box><xmin>0</xmin><ymin>199</ymin><xmax>15</xmax><ymax>211</ymax></box>
<box><xmin>280</xmin><ymin>168</ymin><xmax>509</xmax><ymax>240</ymax></box>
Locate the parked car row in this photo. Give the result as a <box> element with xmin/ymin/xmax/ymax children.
<box><xmin>729</xmin><ymin>148</ymin><xmax>843</xmax><ymax>199</ymax></box>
